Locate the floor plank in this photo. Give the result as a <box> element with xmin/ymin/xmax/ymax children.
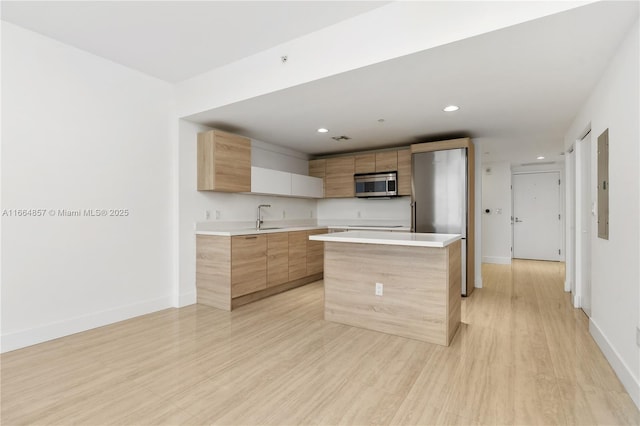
<box><xmin>2</xmin><ymin>259</ymin><xmax>639</xmax><ymax>425</ymax></box>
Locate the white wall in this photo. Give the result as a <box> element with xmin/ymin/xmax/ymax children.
<box><xmin>564</xmin><ymin>20</ymin><xmax>639</xmax><ymax>408</ymax></box>
<box><xmin>176</xmin><ymin>1</ymin><xmax>587</xmax><ymax>117</ymax></box>
<box><xmin>1</xmin><ymin>23</ymin><xmax>175</xmax><ymax>352</ymax></box>
<box><xmin>177</xmin><ymin>120</ymin><xmax>317</xmax><ymax>306</ymax></box>
<box><xmin>481</xmin><ymin>162</ymin><xmax>512</xmax><ymax>264</ymax></box>
<box><xmin>316</xmin><ymin>197</ymin><xmax>411</xmax><ymax>225</ymax></box>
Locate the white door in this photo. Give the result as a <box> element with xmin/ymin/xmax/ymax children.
<box><xmin>512</xmin><ymin>172</ymin><xmax>561</xmax><ymax>261</ymax></box>
<box><xmin>576</xmin><ymin>134</ymin><xmax>592</xmax><ymax>316</ymax></box>
<box><xmin>566</xmin><ymin>149</ymin><xmax>576</xmax><ymax>295</ymax></box>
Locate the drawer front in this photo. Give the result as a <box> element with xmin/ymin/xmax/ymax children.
<box><xmin>231</xmin><ymin>235</ymin><xmax>267</xmax><ymax>297</ymax></box>
<box><xmin>267</xmin><ymin>233</ymin><xmax>289</xmax><ymax>287</ymax></box>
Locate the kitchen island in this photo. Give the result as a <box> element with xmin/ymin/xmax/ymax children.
<box><xmin>309</xmin><ymin>231</ymin><xmax>461</xmax><ymax>346</ymax></box>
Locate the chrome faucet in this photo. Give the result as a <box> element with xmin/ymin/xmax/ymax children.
<box><xmin>256</xmin><ymin>204</ymin><xmax>271</xmax><ymax>230</ymax></box>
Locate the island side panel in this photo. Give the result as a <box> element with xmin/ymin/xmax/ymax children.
<box><xmin>324</xmin><ymin>242</ymin><xmax>448</xmax><ymax>345</ymax></box>
<box><xmin>447</xmin><ymin>240</ymin><xmax>462</xmax><ymax>343</ymax></box>
<box><xmin>196</xmin><ymin>235</ymin><xmax>231</xmax><ymax>311</ymax></box>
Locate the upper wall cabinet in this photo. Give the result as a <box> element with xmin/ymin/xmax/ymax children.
<box><xmin>198</xmin><ymin>129</ymin><xmax>251</xmax><ymax>192</ymax></box>
<box><xmin>375</xmin><ymin>151</ymin><xmax>397</xmax><ymax>172</ymax></box>
<box><xmin>325</xmin><ymin>156</ymin><xmax>355</xmax><ymax>198</ymax></box>
<box><xmin>251</xmin><ymin>167</ymin><xmax>323</xmax><ymax>198</ymax></box>
<box><xmin>308</xmin><ymin>159</ymin><xmax>326</xmax><ymax>197</ymax></box>
<box><xmin>355</xmin><ymin>154</ymin><xmax>376</xmax><ymax>174</ymax></box>
<box><xmin>397</xmin><ymin>149</ymin><xmax>411</xmax><ymax>196</ymax></box>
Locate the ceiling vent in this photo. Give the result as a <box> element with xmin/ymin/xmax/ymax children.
<box><xmin>331</xmin><ymin>135</ymin><xmax>351</xmax><ymax>141</ymax></box>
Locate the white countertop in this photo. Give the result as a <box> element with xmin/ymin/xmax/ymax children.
<box><xmin>196</xmin><ymin>225</ymin><xmax>327</xmax><ymax>236</ymax></box>
<box><xmin>328</xmin><ymin>225</ymin><xmax>411</xmax><ymax>231</ymax></box>
<box><xmin>309</xmin><ymin>230</ymin><xmax>462</xmax><ymax>248</ymax></box>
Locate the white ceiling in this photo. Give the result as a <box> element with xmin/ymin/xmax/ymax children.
<box><xmin>0</xmin><ymin>1</ymin><xmax>387</xmax><ymax>83</ymax></box>
<box><xmin>2</xmin><ymin>1</ymin><xmax>638</xmax><ymax>165</ymax></box>
<box><xmin>186</xmin><ymin>1</ymin><xmax>639</xmax><ymax>164</ymax></box>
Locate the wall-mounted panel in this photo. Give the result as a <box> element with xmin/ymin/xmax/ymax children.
<box><xmin>597</xmin><ymin>129</ymin><xmax>609</xmax><ymax>240</ymax></box>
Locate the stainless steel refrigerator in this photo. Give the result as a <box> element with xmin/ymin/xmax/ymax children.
<box><xmin>411</xmin><ymin>149</ymin><xmax>468</xmax><ymax>295</ymax></box>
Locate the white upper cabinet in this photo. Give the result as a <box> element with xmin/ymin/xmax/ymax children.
<box><xmin>250</xmin><ymin>167</ymin><xmax>323</xmax><ymax>198</ymax></box>
<box><xmin>291</xmin><ymin>174</ymin><xmax>323</xmax><ymax>198</ymax></box>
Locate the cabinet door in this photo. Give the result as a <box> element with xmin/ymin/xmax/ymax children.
<box><xmin>355</xmin><ymin>154</ymin><xmax>376</xmax><ymax>174</ymax></box>
<box><xmin>291</xmin><ymin>174</ymin><xmax>323</xmax><ymax>198</ymax></box>
<box><xmin>306</xmin><ymin>230</ymin><xmax>325</xmax><ymax>275</ymax></box>
<box><xmin>196</xmin><ymin>235</ymin><xmax>231</xmax><ymax>310</ymax></box>
<box><xmin>197</xmin><ymin>129</ymin><xmax>251</xmax><ymax>192</ymax></box>
<box><xmin>308</xmin><ymin>159</ymin><xmax>326</xmax><ymax>198</ymax></box>
<box><xmin>267</xmin><ymin>233</ymin><xmax>289</xmax><ymax>287</ymax></box>
<box><xmin>309</xmin><ymin>159</ymin><xmax>326</xmax><ymax>178</ymax></box>
<box><xmin>325</xmin><ymin>156</ymin><xmax>355</xmax><ymax>198</ymax></box>
<box><xmin>231</xmin><ymin>235</ymin><xmax>267</xmax><ymax>297</ymax></box>
<box><xmin>251</xmin><ymin>167</ymin><xmax>291</xmax><ymax>196</ymax></box>
<box><xmin>288</xmin><ymin>231</ymin><xmax>307</xmax><ymax>281</ymax></box>
<box><xmin>375</xmin><ymin>151</ymin><xmax>398</xmax><ymax>172</ymax></box>
<box><xmin>397</xmin><ymin>148</ymin><xmax>412</xmax><ymax>196</ymax></box>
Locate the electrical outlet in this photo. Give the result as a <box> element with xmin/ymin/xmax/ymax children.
<box><xmin>636</xmin><ymin>326</ymin><xmax>640</xmax><ymax>347</ymax></box>
<box><xmin>205</xmin><ymin>210</ymin><xmax>211</xmax><ymax>220</ymax></box>
<box><xmin>375</xmin><ymin>282</ymin><xmax>383</xmax><ymax>296</ymax></box>
<box><xmin>282</xmin><ymin>210</ymin><xmax>286</xmax><ymax>219</ymax></box>
<box><xmin>357</xmin><ymin>211</ymin><xmax>361</xmax><ymax>218</ymax></box>
<box><xmin>215</xmin><ymin>210</ymin><xmax>220</xmax><ymax>220</ymax></box>
<box><xmin>310</xmin><ymin>210</ymin><xmax>313</xmax><ymax>218</ymax></box>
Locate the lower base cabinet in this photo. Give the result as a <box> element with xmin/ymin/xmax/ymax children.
<box><xmin>231</xmin><ymin>235</ymin><xmax>267</xmax><ymax>297</ymax></box>
<box><xmin>267</xmin><ymin>233</ymin><xmax>289</xmax><ymax>287</ymax></box>
<box><xmin>196</xmin><ymin>230</ymin><xmax>324</xmax><ymax>311</ymax></box>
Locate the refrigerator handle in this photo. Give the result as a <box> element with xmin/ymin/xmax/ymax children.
<box><xmin>410</xmin><ymin>201</ymin><xmax>416</xmax><ymax>232</ymax></box>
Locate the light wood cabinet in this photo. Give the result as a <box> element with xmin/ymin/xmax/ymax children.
<box><xmin>312</xmin><ymin>148</ymin><xmax>408</xmax><ymax>198</ymax></box>
<box><xmin>309</xmin><ymin>159</ymin><xmax>326</xmax><ymax>179</ymax></box>
<box><xmin>231</xmin><ymin>235</ymin><xmax>267</xmax><ymax>297</ymax></box>
<box><xmin>267</xmin><ymin>233</ymin><xmax>289</xmax><ymax>288</ymax></box>
<box><xmin>397</xmin><ymin>148</ymin><xmax>411</xmax><ymax>196</ymax></box>
<box><xmin>325</xmin><ymin>156</ymin><xmax>355</xmax><ymax>198</ymax></box>
<box><xmin>355</xmin><ymin>154</ymin><xmax>376</xmax><ymax>174</ymax></box>
<box><xmin>197</xmin><ymin>230</ymin><xmax>324</xmax><ymax>311</ymax></box>
<box><xmin>288</xmin><ymin>231</ymin><xmax>308</xmax><ymax>281</ymax></box>
<box><xmin>196</xmin><ymin>235</ymin><xmax>231</xmax><ymax>310</ymax></box>
<box><xmin>306</xmin><ymin>230</ymin><xmax>325</xmax><ymax>275</ymax></box>
<box><xmin>375</xmin><ymin>151</ymin><xmax>398</xmax><ymax>172</ymax></box>
<box><xmin>197</xmin><ymin>129</ymin><xmax>251</xmax><ymax>192</ymax></box>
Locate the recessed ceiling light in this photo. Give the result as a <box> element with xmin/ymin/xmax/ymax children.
<box><xmin>443</xmin><ymin>105</ymin><xmax>459</xmax><ymax>112</ymax></box>
<box><xmin>317</xmin><ymin>128</ymin><xmax>329</xmax><ymax>133</ymax></box>
<box><xmin>537</xmin><ymin>156</ymin><xmax>545</xmax><ymax>160</ymax></box>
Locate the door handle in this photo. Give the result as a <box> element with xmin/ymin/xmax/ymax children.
<box><xmin>515</xmin><ymin>217</ymin><xmax>524</xmax><ymax>223</ymax></box>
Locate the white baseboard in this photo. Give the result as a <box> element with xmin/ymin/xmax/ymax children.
<box><xmin>482</xmin><ymin>256</ymin><xmax>512</xmax><ymax>265</ymax></box>
<box><xmin>179</xmin><ymin>291</ymin><xmax>197</xmax><ymax>307</ymax></box>
<box><xmin>573</xmin><ymin>294</ymin><xmax>581</xmax><ymax>308</ymax></box>
<box><xmin>589</xmin><ymin>318</ymin><xmax>640</xmax><ymax>410</ymax></box>
<box><xmin>475</xmin><ymin>274</ymin><xmax>483</xmax><ymax>288</ymax></box>
<box><xmin>0</xmin><ymin>296</ymin><xmax>172</xmax><ymax>353</ymax></box>
<box><xmin>564</xmin><ymin>280</ymin><xmax>571</xmax><ymax>292</ymax></box>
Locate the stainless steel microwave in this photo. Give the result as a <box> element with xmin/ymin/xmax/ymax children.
<box><xmin>354</xmin><ymin>172</ymin><xmax>398</xmax><ymax>197</ymax></box>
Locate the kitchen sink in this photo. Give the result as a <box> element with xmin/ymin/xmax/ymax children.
<box><xmin>257</xmin><ymin>227</ymin><xmax>282</xmax><ymax>231</ymax></box>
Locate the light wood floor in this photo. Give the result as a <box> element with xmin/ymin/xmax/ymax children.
<box><xmin>2</xmin><ymin>260</ymin><xmax>639</xmax><ymax>425</ymax></box>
